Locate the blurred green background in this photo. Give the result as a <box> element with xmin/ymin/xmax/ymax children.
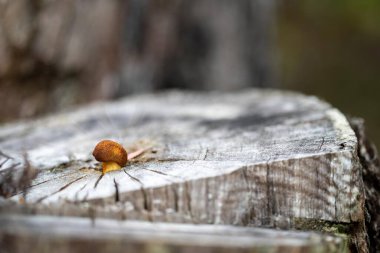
<box><xmin>277</xmin><ymin>0</ymin><xmax>380</xmax><ymax>147</ymax></box>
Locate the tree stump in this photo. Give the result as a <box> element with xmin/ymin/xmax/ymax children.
<box><xmin>0</xmin><ymin>90</ymin><xmax>377</xmax><ymax>252</ymax></box>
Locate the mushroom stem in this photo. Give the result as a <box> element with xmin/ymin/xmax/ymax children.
<box><xmin>102</xmin><ymin>161</ymin><xmax>122</xmax><ymax>174</ymax></box>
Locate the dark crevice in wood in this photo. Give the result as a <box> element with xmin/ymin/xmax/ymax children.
<box><xmin>0</xmin><ymin>150</ymin><xmax>14</xmax><ymax>161</ymax></box>
<box><xmin>164</xmin><ymin>185</ymin><xmax>170</xmax><ymax>212</ymax></box>
<box><xmin>140</xmin><ymin>167</ymin><xmax>182</xmax><ymax>180</ymax></box>
<box><xmin>172</xmin><ymin>186</ymin><xmax>179</xmax><ymax>212</ymax></box>
<box><xmin>203</xmin><ymin>148</ymin><xmax>209</xmax><ymax>160</ymax></box>
<box><xmin>123</xmin><ymin>169</ymin><xmax>143</xmax><ymax>186</ymax></box>
<box><xmin>141</xmin><ymin>188</ymin><xmax>149</xmax><ymax>213</ymax></box>
<box><xmin>241</xmin><ymin>167</ymin><xmax>255</xmax><ymax>225</ymax></box>
<box><xmin>265</xmin><ymin>162</ymin><xmax>275</xmax><ymax>219</ymax></box>
<box><xmin>74</xmin><ymin>183</ymin><xmax>88</xmax><ymax>201</ymax></box>
<box><xmin>155</xmin><ymin>158</ymin><xmax>189</xmax><ymax>163</ymax></box>
<box><xmin>11</xmin><ymin>166</ymin><xmax>106</xmax><ymax>198</ymax></box>
<box><xmin>318</xmin><ymin>137</ymin><xmax>325</xmax><ymax>151</ymax></box>
<box><xmin>78</xmin><ymin>183</ymin><xmax>88</xmax><ymax>192</ymax></box>
<box><xmin>140</xmin><ymin>167</ymin><xmax>170</xmax><ymax>177</ymax></box>
<box><xmin>333</xmin><ymin>167</ymin><xmax>338</xmax><ymax>221</ymax></box>
<box><xmin>205</xmin><ymin>180</ymin><xmax>210</xmax><ymax>220</ymax></box>
<box><xmin>37</xmin><ymin>176</ymin><xmax>85</xmax><ymax>203</ymax></box>
<box><xmin>0</xmin><ymin>157</ymin><xmax>10</xmax><ymax>168</ymax></box>
<box><xmin>27</xmin><ymin>179</ymin><xmax>51</xmax><ymax>189</ymax></box>
<box><xmin>82</xmin><ymin>192</ymin><xmax>89</xmax><ymax>202</ymax></box>
<box><xmin>13</xmin><ymin>172</ymin><xmax>79</xmax><ymax>197</ymax></box>
<box><xmin>113</xmin><ymin>178</ymin><xmax>120</xmax><ymax>203</ymax></box>
<box><xmin>88</xmin><ymin>207</ymin><xmax>96</xmax><ymax>227</ymax></box>
<box><xmin>127</xmin><ymin>158</ymin><xmax>191</xmax><ymax>166</ymax></box>
<box><xmin>94</xmin><ymin>174</ymin><xmax>104</xmax><ymax>189</ymax></box>
<box><xmin>123</xmin><ymin>169</ymin><xmax>150</xmax><ymax>212</ymax></box>
<box><xmin>184</xmin><ymin>181</ymin><xmax>193</xmax><ymax>222</ymax></box>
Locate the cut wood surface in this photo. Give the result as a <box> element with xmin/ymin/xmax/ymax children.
<box><xmin>0</xmin><ymin>89</ymin><xmax>368</xmax><ymax>252</ymax></box>
<box><xmin>0</xmin><ymin>215</ymin><xmax>346</xmax><ymax>253</ymax></box>
<box><xmin>0</xmin><ymin>90</ymin><xmax>363</xmax><ymax>223</ymax></box>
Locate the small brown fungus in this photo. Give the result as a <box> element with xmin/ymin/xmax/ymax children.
<box><xmin>92</xmin><ymin>140</ymin><xmax>128</xmax><ymax>174</ymax></box>
<box><xmin>93</xmin><ymin>140</ymin><xmax>151</xmax><ymax>174</ymax></box>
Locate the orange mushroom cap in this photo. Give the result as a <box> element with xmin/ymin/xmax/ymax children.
<box><xmin>92</xmin><ymin>140</ymin><xmax>128</xmax><ymax>167</ymax></box>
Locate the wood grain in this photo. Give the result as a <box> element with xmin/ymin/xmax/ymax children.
<box><xmin>0</xmin><ymin>215</ymin><xmax>347</xmax><ymax>253</ymax></box>
<box><xmin>0</xmin><ymin>90</ymin><xmax>367</xmax><ymax>252</ymax></box>
<box><xmin>0</xmin><ymin>90</ymin><xmax>364</xmax><ymax>224</ymax></box>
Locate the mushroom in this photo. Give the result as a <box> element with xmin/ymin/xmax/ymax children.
<box><xmin>92</xmin><ymin>140</ymin><xmax>128</xmax><ymax>174</ymax></box>
<box><xmin>92</xmin><ymin>140</ymin><xmax>150</xmax><ymax>174</ymax></box>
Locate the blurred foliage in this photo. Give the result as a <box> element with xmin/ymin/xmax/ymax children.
<box><xmin>277</xmin><ymin>0</ymin><xmax>380</xmax><ymax>147</ymax></box>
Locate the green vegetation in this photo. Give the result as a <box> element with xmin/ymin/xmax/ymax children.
<box><xmin>278</xmin><ymin>1</ymin><xmax>380</xmax><ymax>147</ymax></box>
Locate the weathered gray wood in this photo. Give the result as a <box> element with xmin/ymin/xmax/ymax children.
<box><xmin>0</xmin><ymin>215</ymin><xmax>347</xmax><ymax>253</ymax></box>
<box><xmin>0</xmin><ymin>90</ymin><xmax>367</xmax><ymax>251</ymax></box>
